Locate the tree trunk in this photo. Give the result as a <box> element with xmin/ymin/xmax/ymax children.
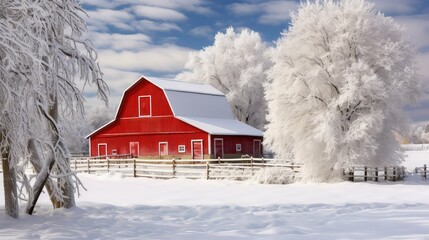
<box><xmin>2</xmin><ymin>152</ymin><xmax>19</xmax><ymax>218</ymax></box>
<box><xmin>26</xmin><ymin>95</ymin><xmax>75</xmax><ymax>214</ymax></box>
<box><xmin>28</xmin><ymin>139</ymin><xmax>62</xmax><ymax>209</ymax></box>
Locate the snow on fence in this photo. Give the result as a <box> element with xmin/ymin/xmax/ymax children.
<box><xmin>69</xmin><ymin>157</ymin><xmax>300</xmax><ymax>181</ymax></box>
<box><xmin>401</xmin><ymin>144</ymin><xmax>429</xmax><ymax>151</ymax></box>
<box><xmin>0</xmin><ymin>158</ymin><xmax>411</xmax><ymax>182</ymax></box>
<box><xmin>343</xmin><ymin>166</ymin><xmax>406</xmax><ymax>182</ymax></box>
<box><xmin>415</xmin><ymin>164</ymin><xmax>428</xmax><ymax>180</ymax></box>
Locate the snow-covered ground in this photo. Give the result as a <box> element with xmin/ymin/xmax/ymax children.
<box><xmin>1</xmin><ymin>151</ymin><xmax>429</xmax><ymax>239</ymax></box>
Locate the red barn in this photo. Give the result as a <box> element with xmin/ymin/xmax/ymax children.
<box><xmin>86</xmin><ymin>76</ymin><xmax>263</xmax><ymax>159</ymax></box>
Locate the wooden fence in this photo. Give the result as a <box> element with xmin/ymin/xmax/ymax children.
<box><xmin>343</xmin><ymin>166</ymin><xmax>406</xmax><ymax>182</ymax></box>
<box><xmin>69</xmin><ymin>157</ymin><xmax>299</xmax><ymax>181</ymax></box>
<box><xmin>0</xmin><ymin>157</ymin><xmax>413</xmax><ymax>182</ymax></box>
<box><xmin>415</xmin><ymin>164</ymin><xmax>428</xmax><ymax>179</ymax></box>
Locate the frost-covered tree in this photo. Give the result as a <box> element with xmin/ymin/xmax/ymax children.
<box><xmin>0</xmin><ymin>0</ymin><xmax>108</xmax><ymax>217</ymax></box>
<box><xmin>265</xmin><ymin>0</ymin><xmax>420</xmax><ymax>181</ymax></box>
<box><xmin>64</xmin><ymin>106</ymin><xmax>114</xmax><ymax>154</ymax></box>
<box><xmin>177</xmin><ymin>27</ymin><xmax>270</xmax><ymax>130</ymax></box>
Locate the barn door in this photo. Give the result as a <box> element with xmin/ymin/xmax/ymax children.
<box><xmin>253</xmin><ymin>140</ymin><xmax>261</xmax><ymax>157</ymax></box>
<box><xmin>159</xmin><ymin>142</ymin><xmax>168</xmax><ymax>158</ymax></box>
<box><xmin>98</xmin><ymin>143</ymin><xmax>107</xmax><ymax>157</ymax></box>
<box><xmin>129</xmin><ymin>142</ymin><xmax>139</xmax><ymax>157</ymax></box>
<box><xmin>214</xmin><ymin>138</ymin><xmax>223</xmax><ymax>159</ymax></box>
<box><xmin>192</xmin><ymin>140</ymin><xmax>203</xmax><ymax>159</ymax></box>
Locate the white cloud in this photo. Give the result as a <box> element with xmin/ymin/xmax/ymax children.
<box><xmin>133</xmin><ymin>6</ymin><xmax>187</xmax><ymax>21</ymax></box>
<box><xmin>394</xmin><ymin>14</ymin><xmax>429</xmax><ymax>50</ymax></box>
<box><xmin>189</xmin><ymin>26</ymin><xmax>213</xmax><ymax>38</ymax></box>
<box><xmin>84</xmin><ymin>0</ymin><xmax>213</xmax><ymax>14</ymax></box>
<box><xmin>135</xmin><ymin>20</ymin><xmax>182</xmax><ymax>32</ymax></box>
<box><xmin>227</xmin><ymin>1</ymin><xmax>299</xmax><ymax>25</ymax></box>
<box><xmin>228</xmin><ymin>3</ymin><xmax>259</xmax><ymax>15</ymax></box>
<box><xmin>98</xmin><ymin>45</ymin><xmax>192</xmax><ymax>72</ymax></box>
<box><xmin>90</xmin><ymin>33</ymin><xmax>152</xmax><ymax>50</ymax></box>
<box><xmin>371</xmin><ymin>0</ymin><xmax>420</xmax><ymax>15</ymax></box>
<box><xmin>86</xmin><ymin>9</ymin><xmax>135</xmax><ymax>31</ymax></box>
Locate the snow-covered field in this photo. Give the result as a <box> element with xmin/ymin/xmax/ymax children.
<box><xmin>1</xmin><ymin>151</ymin><xmax>429</xmax><ymax>239</ymax></box>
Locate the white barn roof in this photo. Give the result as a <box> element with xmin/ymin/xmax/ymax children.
<box><xmin>146</xmin><ymin>76</ymin><xmax>262</xmax><ymax>136</ymax></box>
<box><xmin>177</xmin><ymin>117</ymin><xmax>263</xmax><ymax>136</ymax></box>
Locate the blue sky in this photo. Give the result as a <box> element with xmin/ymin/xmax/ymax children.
<box><xmin>81</xmin><ymin>0</ymin><xmax>429</xmax><ymax>122</ymax></box>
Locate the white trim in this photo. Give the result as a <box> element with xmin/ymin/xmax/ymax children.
<box><xmin>162</xmin><ymin>89</ymin><xmax>176</xmax><ymax>116</ymax></box>
<box><xmin>138</xmin><ymin>95</ymin><xmax>152</xmax><ymax>117</ymax></box>
<box><xmin>208</xmin><ymin>134</ymin><xmax>211</xmax><ymax>155</ymax></box>
<box><xmin>214</xmin><ymin>138</ymin><xmax>224</xmax><ymax>158</ymax></box>
<box><xmin>191</xmin><ymin>139</ymin><xmax>204</xmax><ymax>159</ymax></box>
<box><xmin>88</xmin><ymin>137</ymin><xmax>91</xmax><ymax>156</ymax></box>
<box><xmin>178</xmin><ymin>145</ymin><xmax>186</xmax><ymax>153</ymax></box>
<box><xmin>85</xmin><ymin>119</ymin><xmax>115</xmax><ymax>139</ymax></box>
<box><xmin>236</xmin><ymin>143</ymin><xmax>242</xmax><ymax>152</ymax></box>
<box><xmin>129</xmin><ymin>142</ymin><xmax>140</xmax><ymax>157</ymax></box>
<box><xmin>159</xmin><ymin>142</ymin><xmax>168</xmax><ymax>156</ymax></box>
<box><xmin>97</xmin><ymin>143</ymin><xmax>107</xmax><ymax>157</ymax></box>
<box><xmin>253</xmin><ymin>139</ymin><xmax>262</xmax><ymax>156</ymax></box>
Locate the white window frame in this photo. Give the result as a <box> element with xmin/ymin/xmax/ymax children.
<box><xmin>98</xmin><ymin>143</ymin><xmax>107</xmax><ymax>157</ymax></box>
<box><xmin>236</xmin><ymin>143</ymin><xmax>242</xmax><ymax>152</ymax></box>
<box><xmin>159</xmin><ymin>142</ymin><xmax>169</xmax><ymax>156</ymax></box>
<box><xmin>138</xmin><ymin>95</ymin><xmax>152</xmax><ymax>117</ymax></box>
<box><xmin>191</xmin><ymin>139</ymin><xmax>204</xmax><ymax>159</ymax></box>
<box><xmin>214</xmin><ymin>138</ymin><xmax>224</xmax><ymax>158</ymax></box>
<box><xmin>178</xmin><ymin>145</ymin><xmax>186</xmax><ymax>153</ymax></box>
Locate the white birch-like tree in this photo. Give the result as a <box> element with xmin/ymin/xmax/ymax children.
<box><xmin>265</xmin><ymin>0</ymin><xmax>421</xmax><ymax>181</ymax></box>
<box><xmin>176</xmin><ymin>27</ymin><xmax>270</xmax><ymax>130</ymax></box>
<box><xmin>0</xmin><ymin>0</ymin><xmax>108</xmax><ymax>217</ymax></box>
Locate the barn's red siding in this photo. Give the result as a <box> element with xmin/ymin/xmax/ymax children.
<box><xmin>117</xmin><ymin>80</ymin><xmax>173</xmax><ymax>118</ymax></box>
<box><xmin>210</xmin><ymin>135</ymin><xmax>263</xmax><ymax>158</ymax></box>
<box><xmin>90</xmin><ymin>132</ymin><xmax>209</xmax><ymax>157</ymax></box>
<box><xmin>88</xmin><ymin>76</ymin><xmax>262</xmax><ymax>159</ymax></box>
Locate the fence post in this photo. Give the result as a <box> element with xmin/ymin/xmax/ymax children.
<box><xmin>87</xmin><ymin>158</ymin><xmax>90</xmax><ymax>174</ymax></box>
<box><xmin>364</xmin><ymin>166</ymin><xmax>368</xmax><ymax>181</ymax></box>
<box><xmin>351</xmin><ymin>167</ymin><xmax>355</xmax><ymax>182</ymax></box>
<box><xmin>392</xmin><ymin>167</ymin><xmax>396</xmax><ymax>182</ymax></box>
<box><xmin>218</xmin><ymin>157</ymin><xmax>220</xmax><ymax>165</ymax></box>
<box><xmin>206</xmin><ymin>161</ymin><xmax>210</xmax><ymax>180</ymax></box>
<box><xmin>251</xmin><ymin>156</ymin><xmax>254</xmax><ymax>175</ymax></box>
<box><xmin>384</xmin><ymin>167</ymin><xmax>388</xmax><ymax>181</ymax></box>
<box><xmin>133</xmin><ymin>158</ymin><xmax>136</xmax><ymax>178</ymax></box>
<box><xmin>74</xmin><ymin>159</ymin><xmax>77</xmax><ymax>171</ymax></box>
<box><xmin>424</xmin><ymin>164</ymin><xmax>427</xmax><ymax>180</ymax></box>
<box><xmin>375</xmin><ymin>167</ymin><xmax>378</xmax><ymax>182</ymax></box>
<box><xmin>172</xmin><ymin>158</ymin><xmax>176</xmax><ymax>178</ymax></box>
<box><xmin>402</xmin><ymin>166</ymin><xmax>405</xmax><ymax>180</ymax></box>
<box><xmin>107</xmin><ymin>158</ymin><xmax>110</xmax><ymax>173</ymax></box>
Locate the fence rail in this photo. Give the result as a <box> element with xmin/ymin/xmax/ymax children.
<box><xmin>0</xmin><ymin>157</ymin><xmax>414</xmax><ymax>182</ymax></box>
<box><xmin>343</xmin><ymin>166</ymin><xmax>406</xmax><ymax>182</ymax></box>
<box><xmin>69</xmin><ymin>157</ymin><xmax>299</xmax><ymax>180</ymax></box>
<box><xmin>415</xmin><ymin>164</ymin><xmax>428</xmax><ymax>179</ymax></box>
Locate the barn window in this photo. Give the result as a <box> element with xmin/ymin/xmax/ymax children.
<box><xmin>138</xmin><ymin>95</ymin><xmax>151</xmax><ymax>117</ymax></box>
<box><xmin>178</xmin><ymin>145</ymin><xmax>186</xmax><ymax>153</ymax></box>
<box><xmin>236</xmin><ymin>144</ymin><xmax>242</xmax><ymax>152</ymax></box>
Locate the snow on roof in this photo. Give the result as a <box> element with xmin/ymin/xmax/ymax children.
<box><xmin>176</xmin><ymin>117</ymin><xmax>263</xmax><ymax>136</ymax></box>
<box><xmin>165</xmin><ymin>90</ymin><xmax>234</xmax><ymax>119</ymax></box>
<box><xmin>147</xmin><ymin>76</ymin><xmax>224</xmax><ymax>96</ymax></box>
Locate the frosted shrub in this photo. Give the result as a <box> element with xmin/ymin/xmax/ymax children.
<box><xmin>251</xmin><ymin>168</ymin><xmax>295</xmax><ymax>184</ymax></box>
